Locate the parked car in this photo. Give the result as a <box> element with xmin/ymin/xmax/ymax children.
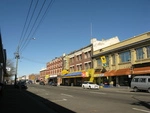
<box><xmin>82</xmin><ymin>81</ymin><xmax>99</xmax><ymax>89</ymax></box>
<box><xmin>49</xmin><ymin>81</ymin><xmax>57</xmax><ymax>86</ymax></box>
<box><xmin>26</xmin><ymin>80</ymin><xmax>33</xmax><ymax>84</ymax></box>
<box><xmin>131</xmin><ymin>76</ymin><xmax>150</xmax><ymax>93</ymax></box>
<box><xmin>16</xmin><ymin>81</ymin><xmax>28</xmax><ymax>89</ymax></box>
<box><xmin>39</xmin><ymin>81</ymin><xmax>45</xmax><ymax>85</ymax></box>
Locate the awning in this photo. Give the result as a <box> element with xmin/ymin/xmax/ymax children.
<box><xmin>102</xmin><ymin>68</ymin><xmax>131</xmax><ymax>77</ymax></box>
<box><xmin>115</xmin><ymin>68</ymin><xmax>131</xmax><ymax>76</ymax></box>
<box><xmin>104</xmin><ymin>70</ymin><xmax>116</xmax><ymax>76</ymax></box>
<box><xmin>62</xmin><ymin>76</ymin><xmax>82</xmax><ymax>78</ymax></box>
<box><xmin>64</xmin><ymin>72</ymin><xmax>82</xmax><ymax>76</ymax></box>
<box><xmin>50</xmin><ymin>75</ymin><xmax>57</xmax><ymax>78</ymax></box>
<box><xmin>133</xmin><ymin>66</ymin><xmax>150</xmax><ymax>74</ymax></box>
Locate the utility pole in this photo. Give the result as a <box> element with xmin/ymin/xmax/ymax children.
<box><xmin>14</xmin><ymin>46</ymin><xmax>20</xmax><ymax>86</ymax></box>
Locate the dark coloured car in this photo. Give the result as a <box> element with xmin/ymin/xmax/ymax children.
<box><xmin>39</xmin><ymin>81</ymin><xmax>45</xmax><ymax>85</ymax></box>
<box><xmin>49</xmin><ymin>81</ymin><xmax>57</xmax><ymax>86</ymax></box>
<box><xmin>16</xmin><ymin>81</ymin><xmax>28</xmax><ymax>89</ymax></box>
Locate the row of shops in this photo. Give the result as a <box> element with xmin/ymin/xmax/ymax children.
<box><xmin>42</xmin><ymin>65</ymin><xmax>150</xmax><ymax>87</ymax></box>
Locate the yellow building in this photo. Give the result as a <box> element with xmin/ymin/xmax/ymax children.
<box><xmin>92</xmin><ymin>31</ymin><xmax>150</xmax><ymax>87</ymax></box>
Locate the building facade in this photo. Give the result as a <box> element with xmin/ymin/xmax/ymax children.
<box><xmin>0</xmin><ymin>33</ymin><xmax>7</xmax><ymax>83</ymax></box>
<box><xmin>61</xmin><ymin>44</ymin><xmax>93</xmax><ymax>86</ymax></box>
<box><xmin>46</xmin><ymin>57</ymin><xmax>63</xmax><ymax>85</ymax></box>
<box><xmin>92</xmin><ymin>31</ymin><xmax>150</xmax><ymax>87</ymax></box>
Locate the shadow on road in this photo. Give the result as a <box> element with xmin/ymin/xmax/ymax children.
<box><xmin>131</xmin><ymin>96</ymin><xmax>150</xmax><ymax>110</ymax></box>
<box><xmin>0</xmin><ymin>85</ymin><xmax>76</xmax><ymax>113</ymax></box>
<box><xmin>23</xmin><ymin>88</ymin><xmax>76</xmax><ymax>113</ymax></box>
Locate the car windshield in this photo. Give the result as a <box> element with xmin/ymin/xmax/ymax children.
<box><xmin>89</xmin><ymin>82</ymin><xmax>94</xmax><ymax>84</ymax></box>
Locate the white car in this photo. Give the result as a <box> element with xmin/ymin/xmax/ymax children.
<box><xmin>82</xmin><ymin>81</ymin><xmax>99</xmax><ymax>89</ymax></box>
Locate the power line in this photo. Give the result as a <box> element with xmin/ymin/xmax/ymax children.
<box><xmin>18</xmin><ymin>0</ymin><xmax>34</xmax><ymax>49</ymax></box>
<box><xmin>19</xmin><ymin>0</ymin><xmax>40</xmax><ymax>52</ymax></box>
<box><xmin>20</xmin><ymin>0</ymin><xmax>55</xmax><ymax>53</ymax></box>
<box><xmin>22</xmin><ymin>57</ymin><xmax>46</xmax><ymax>64</ymax></box>
<box><xmin>14</xmin><ymin>0</ymin><xmax>55</xmax><ymax>84</ymax></box>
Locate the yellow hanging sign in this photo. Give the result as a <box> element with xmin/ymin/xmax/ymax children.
<box><xmin>100</xmin><ymin>56</ymin><xmax>106</xmax><ymax>64</ymax></box>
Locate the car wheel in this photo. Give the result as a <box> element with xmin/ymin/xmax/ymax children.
<box><xmin>83</xmin><ymin>86</ymin><xmax>85</xmax><ymax>89</ymax></box>
<box><xmin>133</xmin><ymin>87</ymin><xmax>138</xmax><ymax>92</ymax></box>
<box><xmin>148</xmin><ymin>88</ymin><xmax>150</xmax><ymax>93</ymax></box>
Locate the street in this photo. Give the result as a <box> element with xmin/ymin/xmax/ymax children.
<box><xmin>24</xmin><ymin>84</ymin><xmax>150</xmax><ymax>113</ymax></box>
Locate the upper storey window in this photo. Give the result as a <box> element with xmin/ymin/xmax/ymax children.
<box><xmin>119</xmin><ymin>51</ymin><xmax>131</xmax><ymax>63</ymax></box>
<box><xmin>84</xmin><ymin>51</ymin><xmax>91</xmax><ymax>59</ymax></box>
<box><xmin>147</xmin><ymin>46</ymin><xmax>150</xmax><ymax>58</ymax></box>
<box><xmin>136</xmin><ymin>48</ymin><xmax>143</xmax><ymax>60</ymax></box>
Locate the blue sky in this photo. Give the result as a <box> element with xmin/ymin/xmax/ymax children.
<box><xmin>0</xmin><ymin>0</ymin><xmax>150</xmax><ymax>77</ymax></box>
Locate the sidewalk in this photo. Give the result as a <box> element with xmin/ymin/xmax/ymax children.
<box><xmin>0</xmin><ymin>85</ymin><xmax>58</xmax><ymax>113</ymax></box>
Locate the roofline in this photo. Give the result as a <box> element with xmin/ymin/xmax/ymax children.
<box><xmin>92</xmin><ymin>38</ymin><xmax>150</xmax><ymax>58</ymax></box>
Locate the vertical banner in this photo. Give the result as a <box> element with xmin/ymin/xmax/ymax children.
<box><xmin>100</xmin><ymin>56</ymin><xmax>106</xmax><ymax>64</ymax></box>
<box><xmin>100</xmin><ymin>56</ymin><xmax>107</xmax><ymax>67</ymax></box>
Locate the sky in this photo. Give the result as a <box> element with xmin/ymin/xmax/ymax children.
<box><xmin>0</xmin><ymin>0</ymin><xmax>150</xmax><ymax>77</ymax></box>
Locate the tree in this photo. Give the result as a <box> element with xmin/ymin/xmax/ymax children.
<box><xmin>5</xmin><ymin>59</ymin><xmax>15</xmax><ymax>78</ymax></box>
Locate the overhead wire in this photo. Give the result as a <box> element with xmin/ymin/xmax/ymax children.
<box><xmin>19</xmin><ymin>0</ymin><xmax>40</xmax><ymax>52</ymax></box>
<box><xmin>21</xmin><ymin>57</ymin><xmax>46</xmax><ymax>64</ymax></box>
<box><xmin>18</xmin><ymin>0</ymin><xmax>34</xmax><ymax>50</ymax></box>
<box><xmin>20</xmin><ymin>0</ymin><xmax>55</xmax><ymax>53</ymax></box>
<box><xmin>15</xmin><ymin>0</ymin><xmax>55</xmax><ymax>64</ymax></box>
<box><xmin>26</xmin><ymin>0</ymin><xmax>55</xmax><ymax>44</ymax></box>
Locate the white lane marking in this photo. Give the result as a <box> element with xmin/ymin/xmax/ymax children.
<box><xmin>52</xmin><ymin>98</ymin><xmax>67</xmax><ymax>102</ymax></box>
<box><xmin>90</xmin><ymin>92</ymin><xmax>106</xmax><ymax>95</ymax></box>
<box><xmin>45</xmin><ymin>93</ymin><xmax>49</xmax><ymax>95</ymax></box>
<box><xmin>61</xmin><ymin>93</ymin><xmax>73</xmax><ymax>97</ymax></box>
<box><xmin>132</xmin><ymin>108</ymin><xmax>150</xmax><ymax>113</ymax></box>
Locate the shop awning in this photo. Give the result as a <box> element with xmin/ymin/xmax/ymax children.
<box><xmin>62</xmin><ymin>76</ymin><xmax>82</xmax><ymax>78</ymax></box>
<box><xmin>115</xmin><ymin>68</ymin><xmax>131</xmax><ymax>76</ymax></box>
<box><xmin>104</xmin><ymin>70</ymin><xmax>116</xmax><ymax>76</ymax></box>
<box><xmin>101</xmin><ymin>68</ymin><xmax>131</xmax><ymax>77</ymax></box>
<box><xmin>133</xmin><ymin>66</ymin><xmax>150</xmax><ymax>74</ymax></box>
<box><xmin>50</xmin><ymin>75</ymin><xmax>57</xmax><ymax>78</ymax></box>
<box><xmin>64</xmin><ymin>72</ymin><xmax>82</xmax><ymax>76</ymax></box>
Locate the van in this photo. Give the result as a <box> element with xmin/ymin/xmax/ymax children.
<box><xmin>131</xmin><ymin>76</ymin><xmax>150</xmax><ymax>93</ymax></box>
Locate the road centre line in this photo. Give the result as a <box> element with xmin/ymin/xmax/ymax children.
<box><xmin>90</xmin><ymin>92</ymin><xmax>106</xmax><ymax>95</ymax></box>
<box><xmin>61</xmin><ymin>93</ymin><xmax>73</xmax><ymax>97</ymax></box>
<box><xmin>132</xmin><ymin>108</ymin><xmax>150</xmax><ymax>113</ymax></box>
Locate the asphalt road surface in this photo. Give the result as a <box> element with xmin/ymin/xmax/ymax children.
<box><xmin>23</xmin><ymin>84</ymin><xmax>150</xmax><ymax>113</ymax></box>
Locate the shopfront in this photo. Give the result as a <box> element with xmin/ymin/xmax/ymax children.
<box><xmin>48</xmin><ymin>75</ymin><xmax>57</xmax><ymax>86</ymax></box>
<box><xmin>94</xmin><ymin>68</ymin><xmax>132</xmax><ymax>87</ymax></box>
<box><xmin>62</xmin><ymin>71</ymin><xmax>90</xmax><ymax>86</ymax></box>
